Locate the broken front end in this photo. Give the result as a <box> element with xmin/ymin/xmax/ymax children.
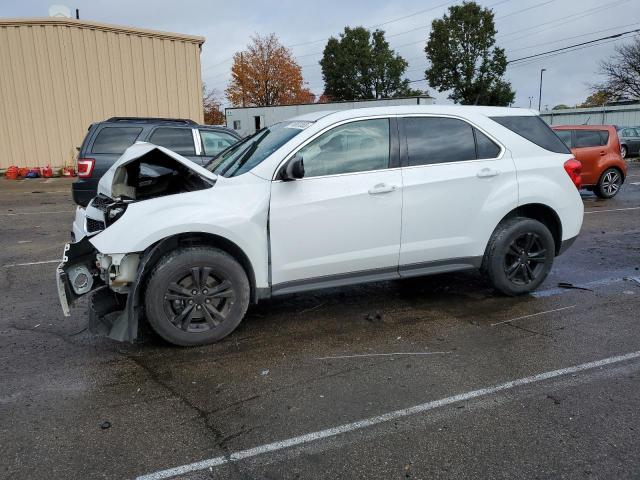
<box><xmin>56</xmin><ymin>142</ymin><xmax>216</xmax><ymax>342</ymax></box>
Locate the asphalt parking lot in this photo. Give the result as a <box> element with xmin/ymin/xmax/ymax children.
<box><xmin>2</xmin><ymin>163</ymin><xmax>640</xmax><ymax>480</ymax></box>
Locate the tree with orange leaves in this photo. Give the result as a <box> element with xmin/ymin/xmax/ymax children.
<box><xmin>226</xmin><ymin>34</ymin><xmax>314</xmax><ymax>107</ymax></box>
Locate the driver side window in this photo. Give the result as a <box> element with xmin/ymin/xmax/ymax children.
<box><xmin>297</xmin><ymin>119</ymin><xmax>390</xmax><ymax>178</ymax></box>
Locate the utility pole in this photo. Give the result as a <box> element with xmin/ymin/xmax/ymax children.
<box><xmin>240</xmin><ymin>52</ymin><xmax>246</xmax><ymax>107</ymax></box>
<box><xmin>538</xmin><ymin>68</ymin><xmax>546</xmax><ymax>111</ymax></box>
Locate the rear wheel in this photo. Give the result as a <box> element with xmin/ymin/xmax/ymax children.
<box><xmin>594</xmin><ymin>168</ymin><xmax>622</xmax><ymax>199</ymax></box>
<box><xmin>144</xmin><ymin>247</ymin><xmax>250</xmax><ymax>346</ymax></box>
<box><xmin>483</xmin><ymin>218</ymin><xmax>555</xmax><ymax>296</ymax></box>
<box><xmin>621</xmin><ymin>145</ymin><xmax>627</xmax><ymax>159</ymax></box>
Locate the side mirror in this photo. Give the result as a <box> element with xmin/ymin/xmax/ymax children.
<box><xmin>281</xmin><ymin>155</ymin><xmax>305</xmax><ymax>181</ymax></box>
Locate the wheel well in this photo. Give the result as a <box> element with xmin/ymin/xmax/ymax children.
<box><xmin>504</xmin><ymin>204</ymin><xmax>563</xmax><ymax>255</ymax></box>
<box><xmin>141</xmin><ymin>232</ymin><xmax>257</xmax><ymax>303</ymax></box>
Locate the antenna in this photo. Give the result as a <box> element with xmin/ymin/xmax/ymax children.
<box><xmin>48</xmin><ymin>5</ymin><xmax>72</xmax><ymax>18</ymax></box>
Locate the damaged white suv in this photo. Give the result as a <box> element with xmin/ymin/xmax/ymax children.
<box><xmin>58</xmin><ymin>106</ymin><xmax>584</xmax><ymax>346</ymax></box>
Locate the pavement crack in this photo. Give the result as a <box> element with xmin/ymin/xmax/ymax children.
<box><xmin>505</xmin><ymin>322</ymin><xmax>552</xmax><ymax>337</ymax></box>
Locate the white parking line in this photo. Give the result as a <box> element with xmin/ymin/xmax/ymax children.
<box><xmin>2</xmin><ymin>259</ymin><xmax>59</xmax><ymax>268</ymax></box>
<box><xmin>490</xmin><ymin>305</ymin><xmax>577</xmax><ymax>326</ymax></box>
<box><xmin>136</xmin><ymin>350</ymin><xmax>640</xmax><ymax>480</ymax></box>
<box><xmin>0</xmin><ymin>210</ymin><xmax>75</xmax><ymax>216</ymax></box>
<box><xmin>584</xmin><ymin>206</ymin><xmax>640</xmax><ymax>214</ymax></box>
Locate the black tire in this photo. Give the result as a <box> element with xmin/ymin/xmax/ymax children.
<box><xmin>594</xmin><ymin>168</ymin><xmax>623</xmax><ymax>199</ymax></box>
<box><xmin>621</xmin><ymin>145</ymin><xmax>627</xmax><ymax>159</ymax></box>
<box><xmin>483</xmin><ymin>217</ymin><xmax>555</xmax><ymax>296</ymax></box>
<box><xmin>144</xmin><ymin>247</ymin><xmax>250</xmax><ymax>346</ymax></box>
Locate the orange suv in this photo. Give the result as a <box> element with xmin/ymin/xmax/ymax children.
<box><xmin>552</xmin><ymin>125</ymin><xmax>627</xmax><ymax>198</ymax></box>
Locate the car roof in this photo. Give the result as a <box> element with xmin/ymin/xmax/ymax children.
<box><xmin>288</xmin><ymin>105</ymin><xmax>538</xmax><ymax>123</ymax></box>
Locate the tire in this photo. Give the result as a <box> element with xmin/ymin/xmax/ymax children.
<box><xmin>483</xmin><ymin>217</ymin><xmax>555</xmax><ymax>296</ymax></box>
<box><xmin>144</xmin><ymin>247</ymin><xmax>250</xmax><ymax>346</ymax></box>
<box><xmin>594</xmin><ymin>168</ymin><xmax>623</xmax><ymax>199</ymax></box>
<box><xmin>621</xmin><ymin>145</ymin><xmax>627</xmax><ymax>159</ymax></box>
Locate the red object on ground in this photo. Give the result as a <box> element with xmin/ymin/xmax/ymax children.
<box><xmin>5</xmin><ymin>166</ymin><xmax>19</xmax><ymax>179</ymax></box>
<box><xmin>18</xmin><ymin>167</ymin><xmax>29</xmax><ymax>177</ymax></box>
<box><xmin>62</xmin><ymin>166</ymin><xmax>76</xmax><ymax>176</ymax></box>
<box><xmin>42</xmin><ymin>165</ymin><xmax>53</xmax><ymax>178</ymax></box>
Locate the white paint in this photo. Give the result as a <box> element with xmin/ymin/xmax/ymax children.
<box><xmin>136</xmin><ymin>350</ymin><xmax>640</xmax><ymax>480</ymax></box>
<box><xmin>629</xmin><ymin>182</ymin><xmax>640</xmax><ymax>186</ymax></box>
<box><xmin>317</xmin><ymin>352</ymin><xmax>451</xmax><ymax>360</ymax></box>
<box><xmin>3</xmin><ymin>259</ymin><xmax>59</xmax><ymax>268</ymax></box>
<box><xmin>0</xmin><ymin>210</ymin><xmax>74</xmax><ymax>216</ymax></box>
<box><xmin>491</xmin><ymin>305</ymin><xmax>577</xmax><ymax>326</ymax></box>
<box><xmin>584</xmin><ymin>206</ymin><xmax>640</xmax><ymax>214</ymax></box>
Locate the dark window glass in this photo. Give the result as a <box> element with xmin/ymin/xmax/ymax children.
<box><xmin>599</xmin><ymin>130</ymin><xmax>610</xmax><ymax>144</ymax></box>
<box><xmin>199</xmin><ymin>130</ymin><xmax>237</xmax><ymax>156</ymax></box>
<box><xmin>575</xmin><ymin>130</ymin><xmax>604</xmax><ymax>148</ymax></box>
<box><xmin>148</xmin><ymin>127</ymin><xmax>195</xmax><ymax>155</ymax></box>
<box><xmin>554</xmin><ymin>129</ymin><xmax>572</xmax><ymax>148</ymax></box>
<box><xmin>299</xmin><ymin>119</ymin><xmax>390</xmax><ymax>177</ymax></box>
<box><xmin>207</xmin><ymin>121</ymin><xmax>309</xmax><ymax>177</ymax></box>
<box><xmin>491</xmin><ymin>116</ymin><xmax>570</xmax><ymax>154</ymax></box>
<box><xmin>91</xmin><ymin>127</ymin><xmax>142</xmax><ymax>154</ymax></box>
<box><xmin>474</xmin><ymin>129</ymin><xmax>501</xmax><ymax>159</ymax></box>
<box><xmin>406</xmin><ymin>117</ymin><xmax>476</xmax><ymax>165</ymax></box>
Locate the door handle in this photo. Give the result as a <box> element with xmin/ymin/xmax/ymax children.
<box><xmin>476</xmin><ymin>168</ymin><xmax>501</xmax><ymax>178</ymax></box>
<box><xmin>368</xmin><ymin>183</ymin><xmax>398</xmax><ymax>195</ymax></box>
<box><xmin>600</xmin><ymin>151</ymin><xmax>606</xmax><ymax>156</ymax></box>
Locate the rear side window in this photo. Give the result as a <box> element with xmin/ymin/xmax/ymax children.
<box><xmin>148</xmin><ymin>127</ymin><xmax>195</xmax><ymax>155</ymax></box>
<box><xmin>91</xmin><ymin>127</ymin><xmax>142</xmax><ymax>154</ymax></box>
<box><xmin>200</xmin><ymin>130</ymin><xmax>237</xmax><ymax>156</ymax></box>
<box><xmin>491</xmin><ymin>116</ymin><xmax>570</xmax><ymax>154</ymax></box>
<box><xmin>405</xmin><ymin>117</ymin><xmax>476</xmax><ymax>165</ymax></box>
<box><xmin>554</xmin><ymin>130</ymin><xmax>572</xmax><ymax>148</ymax></box>
<box><xmin>404</xmin><ymin>117</ymin><xmax>501</xmax><ymax>165</ymax></box>
<box><xmin>575</xmin><ymin>130</ymin><xmax>606</xmax><ymax>148</ymax></box>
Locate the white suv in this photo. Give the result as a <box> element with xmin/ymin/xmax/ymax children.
<box><xmin>57</xmin><ymin>106</ymin><xmax>584</xmax><ymax>346</ymax></box>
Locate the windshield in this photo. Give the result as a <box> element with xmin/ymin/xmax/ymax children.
<box><xmin>206</xmin><ymin>121</ymin><xmax>311</xmax><ymax>177</ymax></box>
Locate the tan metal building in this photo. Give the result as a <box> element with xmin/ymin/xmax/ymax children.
<box><xmin>0</xmin><ymin>18</ymin><xmax>205</xmax><ymax>170</ymax></box>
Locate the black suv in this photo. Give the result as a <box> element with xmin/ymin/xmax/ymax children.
<box><xmin>73</xmin><ymin>117</ymin><xmax>241</xmax><ymax>206</ymax></box>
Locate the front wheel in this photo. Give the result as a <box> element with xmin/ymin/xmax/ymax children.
<box><xmin>594</xmin><ymin>168</ymin><xmax>623</xmax><ymax>199</ymax></box>
<box><xmin>483</xmin><ymin>218</ymin><xmax>555</xmax><ymax>296</ymax></box>
<box><xmin>144</xmin><ymin>247</ymin><xmax>250</xmax><ymax>346</ymax></box>
<box><xmin>621</xmin><ymin>145</ymin><xmax>627</xmax><ymax>159</ymax></box>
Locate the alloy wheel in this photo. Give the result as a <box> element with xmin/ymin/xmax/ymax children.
<box><xmin>621</xmin><ymin>146</ymin><xmax>627</xmax><ymax>158</ymax></box>
<box><xmin>601</xmin><ymin>170</ymin><xmax>621</xmax><ymax>197</ymax></box>
<box><xmin>162</xmin><ymin>266</ymin><xmax>236</xmax><ymax>332</ymax></box>
<box><xmin>503</xmin><ymin>232</ymin><xmax>548</xmax><ymax>286</ymax></box>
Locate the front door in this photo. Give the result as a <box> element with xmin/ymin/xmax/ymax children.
<box><xmin>398</xmin><ymin>116</ymin><xmax>518</xmax><ymax>274</ymax></box>
<box><xmin>269</xmin><ymin>118</ymin><xmax>402</xmax><ymax>292</ymax></box>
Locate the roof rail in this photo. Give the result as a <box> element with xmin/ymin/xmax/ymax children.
<box><xmin>105</xmin><ymin>117</ymin><xmax>197</xmax><ymax>125</ymax></box>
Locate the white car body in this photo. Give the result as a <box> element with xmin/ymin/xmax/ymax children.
<box><xmin>59</xmin><ymin>105</ymin><xmax>583</xmax><ymax>343</ymax></box>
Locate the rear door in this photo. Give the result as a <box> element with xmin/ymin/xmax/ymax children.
<box><xmin>147</xmin><ymin>126</ymin><xmax>199</xmax><ymax>164</ymax></box>
<box><xmin>573</xmin><ymin>129</ymin><xmax>606</xmax><ymax>184</ymax></box>
<box><xmin>398</xmin><ymin>116</ymin><xmax>518</xmax><ymax>272</ymax></box>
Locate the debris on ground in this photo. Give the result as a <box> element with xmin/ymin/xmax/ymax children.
<box><xmin>100</xmin><ymin>421</ymin><xmax>111</xmax><ymax>430</ymax></box>
<box><xmin>557</xmin><ymin>282</ymin><xmax>594</xmax><ymax>292</ymax></box>
<box><xmin>260</xmin><ymin>369</ymin><xmax>269</xmax><ymax>376</ymax></box>
<box><xmin>365</xmin><ymin>311</ymin><xmax>384</xmax><ymax>322</ymax></box>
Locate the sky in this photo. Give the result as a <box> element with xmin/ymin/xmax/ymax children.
<box><xmin>4</xmin><ymin>0</ymin><xmax>639</xmax><ymax>109</ymax></box>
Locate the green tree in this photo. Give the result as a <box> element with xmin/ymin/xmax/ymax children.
<box><xmin>424</xmin><ymin>1</ymin><xmax>514</xmax><ymax>106</ymax></box>
<box><xmin>320</xmin><ymin>27</ymin><xmax>418</xmax><ymax>100</ymax></box>
<box><xmin>580</xmin><ymin>90</ymin><xmax>611</xmax><ymax>107</ymax></box>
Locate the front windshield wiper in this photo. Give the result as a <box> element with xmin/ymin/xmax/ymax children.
<box><xmin>220</xmin><ymin>140</ymin><xmax>259</xmax><ymax>176</ymax></box>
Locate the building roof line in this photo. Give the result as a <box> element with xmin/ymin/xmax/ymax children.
<box><xmin>0</xmin><ymin>17</ymin><xmax>205</xmax><ymax>44</ymax></box>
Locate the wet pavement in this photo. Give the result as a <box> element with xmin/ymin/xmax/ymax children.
<box><xmin>1</xmin><ymin>163</ymin><xmax>640</xmax><ymax>479</ymax></box>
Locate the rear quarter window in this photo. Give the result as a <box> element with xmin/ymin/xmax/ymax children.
<box><xmin>575</xmin><ymin>130</ymin><xmax>606</xmax><ymax>148</ymax></box>
<box><xmin>491</xmin><ymin>116</ymin><xmax>570</xmax><ymax>154</ymax></box>
<box><xmin>91</xmin><ymin>127</ymin><xmax>142</xmax><ymax>154</ymax></box>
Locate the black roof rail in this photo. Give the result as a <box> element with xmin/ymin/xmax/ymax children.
<box><xmin>105</xmin><ymin>117</ymin><xmax>197</xmax><ymax>125</ymax></box>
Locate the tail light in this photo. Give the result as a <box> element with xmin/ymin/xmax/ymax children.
<box><xmin>77</xmin><ymin>158</ymin><xmax>95</xmax><ymax>178</ymax></box>
<box><xmin>564</xmin><ymin>158</ymin><xmax>582</xmax><ymax>189</ymax></box>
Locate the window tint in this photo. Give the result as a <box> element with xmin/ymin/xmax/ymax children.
<box><xmin>406</xmin><ymin>117</ymin><xmax>476</xmax><ymax>165</ymax></box>
<box><xmin>554</xmin><ymin>129</ymin><xmax>572</xmax><ymax>148</ymax></box>
<box><xmin>148</xmin><ymin>127</ymin><xmax>195</xmax><ymax>155</ymax></box>
<box><xmin>474</xmin><ymin>129</ymin><xmax>501</xmax><ymax>159</ymax></box>
<box><xmin>200</xmin><ymin>130</ymin><xmax>237</xmax><ymax>156</ymax></box>
<box><xmin>91</xmin><ymin>127</ymin><xmax>142</xmax><ymax>154</ymax></box>
<box><xmin>298</xmin><ymin>119</ymin><xmax>390</xmax><ymax>177</ymax></box>
<box><xmin>491</xmin><ymin>116</ymin><xmax>570</xmax><ymax>154</ymax></box>
<box><xmin>599</xmin><ymin>130</ymin><xmax>610</xmax><ymax>144</ymax></box>
<box><xmin>575</xmin><ymin>130</ymin><xmax>605</xmax><ymax>148</ymax></box>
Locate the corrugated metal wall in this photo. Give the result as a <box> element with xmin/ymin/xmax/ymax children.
<box><xmin>541</xmin><ymin>104</ymin><xmax>640</xmax><ymax>126</ymax></box>
<box><xmin>0</xmin><ymin>18</ymin><xmax>204</xmax><ymax>169</ymax></box>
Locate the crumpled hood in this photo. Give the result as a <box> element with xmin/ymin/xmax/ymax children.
<box><xmin>97</xmin><ymin>142</ymin><xmax>217</xmax><ymax>198</ymax></box>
